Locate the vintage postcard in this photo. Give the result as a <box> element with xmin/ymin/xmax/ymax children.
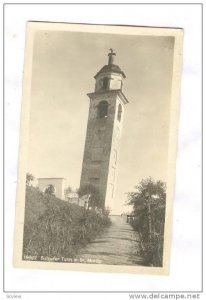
<box><xmin>13</xmin><ymin>22</ymin><xmax>183</xmax><ymax>275</ymax></box>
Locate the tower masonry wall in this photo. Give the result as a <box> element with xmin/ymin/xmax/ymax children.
<box><xmin>80</xmin><ymin>91</ymin><xmax>125</xmax><ymax>210</ymax></box>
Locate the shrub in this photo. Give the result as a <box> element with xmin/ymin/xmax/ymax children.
<box><xmin>127</xmin><ymin>178</ymin><xmax>166</xmax><ymax>267</ymax></box>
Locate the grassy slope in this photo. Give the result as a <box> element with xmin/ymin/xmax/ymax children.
<box><xmin>23</xmin><ymin>186</ymin><xmax>110</xmax><ymax>259</ymax></box>
<box><xmin>24</xmin><ymin>186</ymin><xmax>83</xmax><ymax>225</ymax></box>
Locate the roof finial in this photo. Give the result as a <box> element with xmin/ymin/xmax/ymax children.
<box><xmin>108</xmin><ymin>48</ymin><xmax>116</xmax><ymax>65</ymax></box>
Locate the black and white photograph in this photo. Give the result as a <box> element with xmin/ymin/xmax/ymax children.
<box><xmin>13</xmin><ymin>22</ymin><xmax>183</xmax><ymax>274</ymax></box>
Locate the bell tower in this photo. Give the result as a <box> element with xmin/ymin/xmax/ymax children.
<box><xmin>80</xmin><ymin>50</ymin><xmax>129</xmax><ymax>210</ymax></box>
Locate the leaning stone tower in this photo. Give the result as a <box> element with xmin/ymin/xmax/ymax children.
<box><xmin>80</xmin><ymin>50</ymin><xmax>129</xmax><ymax>210</ymax></box>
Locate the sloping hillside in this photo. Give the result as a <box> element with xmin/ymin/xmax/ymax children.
<box><xmin>23</xmin><ymin>186</ymin><xmax>110</xmax><ymax>260</ymax></box>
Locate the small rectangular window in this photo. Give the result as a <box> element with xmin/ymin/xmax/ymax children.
<box><xmin>117</xmin><ymin>104</ymin><xmax>122</xmax><ymax>122</ymax></box>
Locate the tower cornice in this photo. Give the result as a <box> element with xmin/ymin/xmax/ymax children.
<box><xmin>87</xmin><ymin>89</ymin><xmax>129</xmax><ymax>105</ymax></box>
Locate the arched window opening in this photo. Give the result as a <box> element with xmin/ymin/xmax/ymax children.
<box><xmin>102</xmin><ymin>77</ymin><xmax>109</xmax><ymax>90</ymax></box>
<box><xmin>120</xmin><ymin>80</ymin><xmax>123</xmax><ymax>90</ymax></box>
<box><xmin>98</xmin><ymin>101</ymin><xmax>109</xmax><ymax>118</ymax></box>
<box><xmin>117</xmin><ymin>104</ymin><xmax>122</xmax><ymax>122</ymax></box>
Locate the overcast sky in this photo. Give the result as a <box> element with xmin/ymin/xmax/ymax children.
<box><xmin>28</xmin><ymin>29</ymin><xmax>174</xmax><ymax>214</ymax></box>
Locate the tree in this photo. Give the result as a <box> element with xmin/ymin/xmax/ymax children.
<box><xmin>78</xmin><ymin>184</ymin><xmax>102</xmax><ymax>209</ymax></box>
<box><xmin>64</xmin><ymin>186</ymin><xmax>73</xmax><ymax>200</ymax></box>
<box><xmin>127</xmin><ymin>177</ymin><xmax>166</xmax><ymax>266</ymax></box>
<box><xmin>44</xmin><ymin>184</ymin><xmax>55</xmax><ymax>196</ymax></box>
<box><xmin>26</xmin><ymin>173</ymin><xmax>35</xmax><ymax>186</ymax></box>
